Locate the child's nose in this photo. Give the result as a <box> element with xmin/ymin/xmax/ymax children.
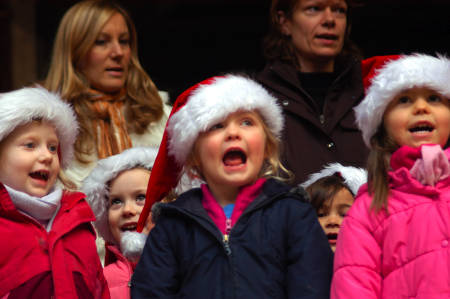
<box><xmin>225</xmin><ymin>123</ymin><xmax>241</xmax><ymax>141</ymax></box>
<box><xmin>413</xmin><ymin>98</ymin><xmax>430</xmax><ymax>113</ymax></box>
<box><xmin>122</xmin><ymin>201</ymin><xmax>137</xmax><ymax>216</ymax></box>
<box><xmin>325</xmin><ymin>214</ymin><xmax>342</xmax><ymax>227</ymax></box>
<box><xmin>38</xmin><ymin>148</ymin><xmax>54</xmax><ymax>163</ymax></box>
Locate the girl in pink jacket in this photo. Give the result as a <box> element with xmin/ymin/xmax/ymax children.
<box><xmin>82</xmin><ymin>146</ymin><xmax>157</xmax><ymax>299</ymax></box>
<box><xmin>331</xmin><ymin>54</ymin><xmax>450</xmax><ymax>299</ymax></box>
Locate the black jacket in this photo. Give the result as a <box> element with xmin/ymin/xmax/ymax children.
<box><xmin>256</xmin><ymin>56</ymin><xmax>369</xmax><ymax>185</ymax></box>
<box><xmin>131</xmin><ymin>179</ymin><xmax>332</xmax><ymax>298</ymax></box>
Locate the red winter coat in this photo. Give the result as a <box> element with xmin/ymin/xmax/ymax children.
<box><xmin>0</xmin><ymin>183</ymin><xmax>110</xmax><ymax>299</ymax></box>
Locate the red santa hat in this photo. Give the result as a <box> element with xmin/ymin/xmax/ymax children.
<box><xmin>137</xmin><ymin>74</ymin><xmax>283</xmax><ymax>231</ymax></box>
<box><xmin>355</xmin><ymin>53</ymin><xmax>450</xmax><ymax>147</ymax></box>
<box><xmin>0</xmin><ymin>86</ymin><xmax>78</xmax><ymax>168</ymax></box>
<box><xmin>82</xmin><ymin>146</ymin><xmax>158</xmax><ymax>244</ymax></box>
<box><xmin>300</xmin><ymin>163</ymin><xmax>367</xmax><ymax>196</ymax></box>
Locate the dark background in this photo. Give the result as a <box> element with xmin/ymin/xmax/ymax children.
<box><xmin>7</xmin><ymin>0</ymin><xmax>450</xmax><ymax>99</ymax></box>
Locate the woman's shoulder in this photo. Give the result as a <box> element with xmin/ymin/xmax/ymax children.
<box><xmin>129</xmin><ymin>102</ymin><xmax>170</xmax><ymax>147</ymax></box>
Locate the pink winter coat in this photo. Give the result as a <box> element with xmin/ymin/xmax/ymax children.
<box><xmin>104</xmin><ymin>245</ymin><xmax>135</xmax><ymax>299</ymax></box>
<box><xmin>332</xmin><ymin>145</ymin><xmax>450</xmax><ymax>299</ymax></box>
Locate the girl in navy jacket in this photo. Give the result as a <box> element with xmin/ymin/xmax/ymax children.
<box><xmin>131</xmin><ymin>75</ymin><xmax>333</xmax><ymax>298</ymax></box>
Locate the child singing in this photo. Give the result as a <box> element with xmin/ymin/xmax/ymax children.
<box><xmin>331</xmin><ymin>54</ymin><xmax>450</xmax><ymax>298</ymax></box>
<box><xmin>131</xmin><ymin>75</ymin><xmax>333</xmax><ymax>298</ymax></box>
<box><xmin>0</xmin><ymin>87</ymin><xmax>109</xmax><ymax>298</ymax></box>
<box><xmin>83</xmin><ymin>146</ymin><xmax>158</xmax><ymax>299</ymax></box>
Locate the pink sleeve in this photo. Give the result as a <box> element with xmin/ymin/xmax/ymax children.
<box><xmin>331</xmin><ymin>196</ymin><xmax>382</xmax><ymax>299</ymax></box>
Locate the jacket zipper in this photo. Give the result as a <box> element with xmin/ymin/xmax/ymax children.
<box><xmin>223</xmin><ymin>218</ymin><xmax>232</xmax><ymax>255</ymax></box>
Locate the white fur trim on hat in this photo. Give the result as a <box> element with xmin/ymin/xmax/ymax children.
<box><xmin>0</xmin><ymin>86</ymin><xmax>78</xmax><ymax>169</ymax></box>
<box><xmin>355</xmin><ymin>54</ymin><xmax>450</xmax><ymax>147</ymax></box>
<box><xmin>82</xmin><ymin>146</ymin><xmax>158</xmax><ymax>244</ymax></box>
<box><xmin>120</xmin><ymin>231</ymin><xmax>147</xmax><ymax>262</ymax></box>
<box><xmin>301</xmin><ymin>163</ymin><xmax>367</xmax><ymax>196</ymax></box>
<box><xmin>167</xmin><ymin>75</ymin><xmax>283</xmax><ymax>166</ymax></box>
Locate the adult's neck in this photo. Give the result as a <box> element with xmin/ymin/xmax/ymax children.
<box><xmin>297</xmin><ymin>56</ymin><xmax>335</xmax><ymax>73</ymax></box>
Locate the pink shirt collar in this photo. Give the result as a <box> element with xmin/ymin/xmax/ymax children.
<box><xmin>201</xmin><ymin>178</ymin><xmax>266</xmax><ymax>234</ymax></box>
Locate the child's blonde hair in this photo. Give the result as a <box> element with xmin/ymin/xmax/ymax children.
<box><xmin>355</xmin><ymin>54</ymin><xmax>450</xmax><ymax>210</ymax></box>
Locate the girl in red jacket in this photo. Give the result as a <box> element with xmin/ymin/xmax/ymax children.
<box><xmin>332</xmin><ymin>54</ymin><xmax>450</xmax><ymax>298</ymax></box>
<box><xmin>0</xmin><ymin>86</ymin><xmax>109</xmax><ymax>299</ymax></box>
<box><xmin>83</xmin><ymin>146</ymin><xmax>158</xmax><ymax>299</ymax></box>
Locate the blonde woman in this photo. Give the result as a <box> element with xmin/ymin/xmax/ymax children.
<box><xmin>45</xmin><ymin>0</ymin><xmax>170</xmax><ymax>188</ymax></box>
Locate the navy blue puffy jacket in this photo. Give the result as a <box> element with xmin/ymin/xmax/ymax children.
<box><xmin>131</xmin><ymin>178</ymin><xmax>333</xmax><ymax>298</ymax></box>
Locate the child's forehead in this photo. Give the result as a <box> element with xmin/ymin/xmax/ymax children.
<box><xmin>397</xmin><ymin>86</ymin><xmax>445</xmax><ymax>96</ymax></box>
<box><xmin>7</xmin><ymin>120</ymin><xmax>58</xmax><ymax>140</ymax></box>
<box><xmin>218</xmin><ymin>109</ymin><xmax>264</xmax><ymax>122</ymax></box>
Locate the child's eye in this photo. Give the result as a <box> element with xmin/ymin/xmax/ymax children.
<box><xmin>136</xmin><ymin>193</ymin><xmax>146</xmax><ymax>204</ymax></box>
<box><xmin>316</xmin><ymin>210</ymin><xmax>326</xmax><ymax>217</ymax></box>
<box><xmin>241</xmin><ymin>119</ymin><xmax>253</xmax><ymax>126</ymax></box>
<box><xmin>209</xmin><ymin>123</ymin><xmax>224</xmax><ymax>131</ymax></box>
<box><xmin>110</xmin><ymin>198</ymin><xmax>123</xmax><ymax>206</ymax></box>
<box><xmin>428</xmin><ymin>95</ymin><xmax>442</xmax><ymax>102</ymax></box>
<box><xmin>24</xmin><ymin>142</ymin><xmax>35</xmax><ymax>149</ymax></box>
<box><xmin>398</xmin><ymin>96</ymin><xmax>411</xmax><ymax>104</ymax></box>
<box><xmin>339</xmin><ymin>207</ymin><xmax>350</xmax><ymax>217</ymax></box>
<box><xmin>48</xmin><ymin>144</ymin><xmax>58</xmax><ymax>153</ymax></box>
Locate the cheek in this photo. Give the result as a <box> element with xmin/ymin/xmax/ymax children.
<box><xmin>249</xmin><ymin>134</ymin><xmax>266</xmax><ymax>158</ymax></box>
<box><xmin>81</xmin><ymin>50</ymin><xmax>103</xmax><ymax>75</ymax></box>
<box><xmin>108</xmin><ymin>209</ymin><xmax>120</xmax><ymax>230</ymax></box>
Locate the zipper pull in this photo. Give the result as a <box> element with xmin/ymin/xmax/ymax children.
<box><xmin>223</xmin><ymin>218</ymin><xmax>232</xmax><ymax>255</ymax></box>
<box><xmin>225</xmin><ymin>218</ymin><xmax>232</xmax><ymax>235</ymax></box>
<box><xmin>223</xmin><ymin>234</ymin><xmax>232</xmax><ymax>256</ymax></box>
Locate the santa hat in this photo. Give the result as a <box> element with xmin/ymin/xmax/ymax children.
<box><xmin>355</xmin><ymin>53</ymin><xmax>450</xmax><ymax>147</ymax></box>
<box><xmin>137</xmin><ymin>74</ymin><xmax>283</xmax><ymax>231</ymax></box>
<box><xmin>82</xmin><ymin>146</ymin><xmax>158</xmax><ymax>244</ymax></box>
<box><xmin>0</xmin><ymin>86</ymin><xmax>78</xmax><ymax>168</ymax></box>
<box><xmin>301</xmin><ymin>163</ymin><xmax>367</xmax><ymax>196</ymax></box>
